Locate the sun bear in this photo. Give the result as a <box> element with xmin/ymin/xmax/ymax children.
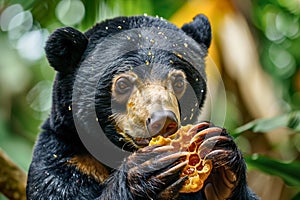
<box><xmin>26</xmin><ymin>14</ymin><xmax>258</xmax><ymax>200</ymax></box>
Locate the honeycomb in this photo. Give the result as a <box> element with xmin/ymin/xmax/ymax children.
<box><xmin>149</xmin><ymin>122</ymin><xmax>213</xmax><ymax>193</ymax></box>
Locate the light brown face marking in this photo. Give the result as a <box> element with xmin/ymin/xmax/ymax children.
<box><xmin>111</xmin><ymin>70</ymin><xmax>187</xmax><ymax>148</ymax></box>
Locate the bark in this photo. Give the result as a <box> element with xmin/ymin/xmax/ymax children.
<box><xmin>0</xmin><ymin>149</ymin><xmax>27</xmax><ymax>200</ymax></box>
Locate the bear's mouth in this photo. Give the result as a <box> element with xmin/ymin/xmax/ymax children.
<box><xmin>132</xmin><ymin>126</ymin><xmax>180</xmax><ymax>147</ymax></box>
<box><xmin>134</xmin><ymin>137</ymin><xmax>152</xmax><ymax>147</ymax></box>
<box><xmin>119</xmin><ymin>113</ymin><xmax>180</xmax><ymax>148</ymax></box>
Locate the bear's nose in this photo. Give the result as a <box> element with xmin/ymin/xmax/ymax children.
<box><xmin>146</xmin><ymin>110</ymin><xmax>178</xmax><ymax>137</ymax></box>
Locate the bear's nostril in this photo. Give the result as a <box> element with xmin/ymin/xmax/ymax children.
<box><xmin>146</xmin><ymin>110</ymin><xmax>178</xmax><ymax>137</ymax></box>
<box><xmin>146</xmin><ymin>118</ymin><xmax>151</xmax><ymax>126</ymax></box>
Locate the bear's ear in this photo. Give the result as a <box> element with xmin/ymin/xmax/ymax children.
<box><xmin>45</xmin><ymin>27</ymin><xmax>88</xmax><ymax>73</ymax></box>
<box><xmin>181</xmin><ymin>14</ymin><xmax>212</xmax><ymax>49</ymax></box>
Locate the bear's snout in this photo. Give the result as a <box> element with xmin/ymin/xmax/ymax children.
<box><xmin>146</xmin><ymin>110</ymin><xmax>178</xmax><ymax>138</ymax></box>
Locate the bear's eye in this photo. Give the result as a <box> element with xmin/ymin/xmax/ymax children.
<box><xmin>172</xmin><ymin>75</ymin><xmax>185</xmax><ymax>94</ymax></box>
<box><xmin>115</xmin><ymin>77</ymin><xmax>133</xmax><ymax>94</ymax></box>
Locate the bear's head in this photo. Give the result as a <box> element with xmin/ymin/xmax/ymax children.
<box><xmin>45</xmin><ymin>15</ymin><xmax>211</xmax><ymax>152</ymax></box>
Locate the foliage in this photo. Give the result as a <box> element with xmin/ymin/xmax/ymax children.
<box><xmin>245</xmin><ymin>154</ymin><xmax>300</xmax><ymax>188</ymax></box>
<box><xmin>252</xmin><ymin>0</ymin><xmax>300</xmax><ymax>110</ymax></box>
<box><xmin>233</xmin><ymin>111</ymin><xmax>300</xmax><ymax>137</ymax></box>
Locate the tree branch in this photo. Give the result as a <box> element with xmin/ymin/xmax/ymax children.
<box><xmin>0</xmin><ymin>149</ymin><xmax>27</xmax><ymax>200</ymax></box>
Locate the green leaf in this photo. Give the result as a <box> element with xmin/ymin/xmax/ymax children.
<box><xmin>232</xmin><ymin>111</ymin><xmax>300</xmax><ymax>137</ymax></box>
<box><xmin>292</xmin><ymin>192</ymin><xmax>300</xmax><ymax>200</ymax></box>
<box><xmin>150</xmin><ymin>0</ymin><xmax>186</xmax><ymax>19</ymax></box>
<box><xmin>81</xmin><ymin>0</ymin><xmax>101</xmax><ymax>30</ymax></box>
<box><xmin>245</xmin><ymin>154</ymin><xmax>300</xmax><ymax>188</ymax></box>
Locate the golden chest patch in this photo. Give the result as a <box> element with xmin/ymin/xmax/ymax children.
<box><xmin>67</xmin><ymin>154</ymin><xmax>110</xmax><ymax>183</ymax></box>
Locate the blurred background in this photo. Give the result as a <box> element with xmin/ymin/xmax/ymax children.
<box><xmin>0</xmin><ymin>0</ymin><xmax>300</xmax><ymax>199</ymax></box>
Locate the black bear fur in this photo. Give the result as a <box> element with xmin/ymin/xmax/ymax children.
<box><xmin>26</xmin><ymin>15</ymin><xmax>258</xmax><ymax>200</ymax></box>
